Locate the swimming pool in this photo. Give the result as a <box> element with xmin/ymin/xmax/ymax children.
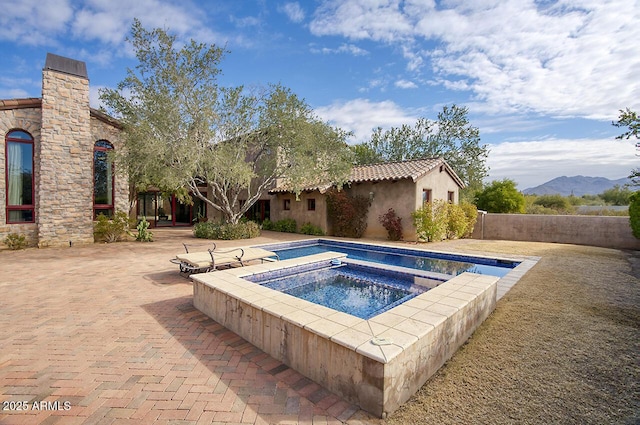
<box><xmin>256</xmin><ymin>239</ymin><xmax>518</xmax><ymax>278</ymax></box>
<box><xmin>245</xmin><ymin>260</ymin><xmax>426</xmax><ymax>319</ymax></box>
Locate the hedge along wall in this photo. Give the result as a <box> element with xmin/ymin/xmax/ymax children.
<box><xmin>470</xmin><ymin>213</ymin><xmax>640</xmax><ymax>250</ymax></box>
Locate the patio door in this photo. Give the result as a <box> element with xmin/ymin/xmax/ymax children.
<box><xmin>137</xmin><ymin>192</ymin><xmax>206</xmax><ymax>227</ymax></box>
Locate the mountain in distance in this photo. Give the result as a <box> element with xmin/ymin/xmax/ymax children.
<box><xmin>523</xmin><ymin>176</ymin><xmax>632</xmax><ymax>196</ymax></box>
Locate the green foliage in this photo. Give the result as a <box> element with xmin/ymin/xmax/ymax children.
<box><xmin>3</xmin><ymin>233</ymin><xmax>28</xmax><ymax>250</ymax></box>
<box><xmin>532</xmin><ymin>194</ymin><xmax>575</xmax><ymax>214</ymax></box>
<box><xmin>193</xmin><ymin>221</ymin><xmax>260</xmax><ymax>240</ymax></box>
<box><xmin>629</xmin><ymin>192</ymin><xmax>640</xmax><ymax>238</ymax></box>
<box><xmin>613</xmin><ymin>108</ymin><xmax>640</xmax><ymax>186</ymax></box>
<box><xmin>475</xmin><ymin>179</ymin><xmax>525</xmax><ymax>213</ymax></box>
<box><xmin>135</xmin><ymin>217</ymin><xmax>154</xmax><ymax>242</ymax></box>
<box><xmin>352</xmin><ymin>105</ymin><xmax>488</xmax><ymax>197</ymax></box>
<box><xmin>412</xmin><ymin>201</ymin><xmax>448</xmax><ymax>242</ymax></box>
<box><xmin>94</xmin><ymin>211</ymin><xmax>133</xmax><ymax>243</ymax></box>
<box><xmin>326</xmin><ymin>189</ymin><xmax>370</xmax><ymax>238</ymax></box>
<box><xmin>299</xmin><ymin>222</ymin><xmax>325</xmax><ymax>236</ymax></box>
<box><xmin>412</xmin><ymin>201</ymin><xmax>478</xmax><ymax>242</ymax></box>
<box><xmin>600</xmin><ymin>185</ymin><xmax>633</xmax><ymax>206</ymax></box>
<box><xmin>272</xmin><ymin>218</ymin><xmax>297</xmax><ymax>233</ymax></box>
<box><xmin>459</xmin><ymin>201</ymin><xmax>478</xmax><ymax>237</ymax></box>
<box><xmin>378</xmin><ymin>208</ymin><xmax>403</xmax><ymax>241</ymax></box>
<box><xmin>100</xmin><ymin>20</ymin><xmax>353</xmax><ymax>225</ymax></box>
<box><xmin>261</xmin><ymin>219</ymin><xmax>274</xmax><ymax>230</ymax></box>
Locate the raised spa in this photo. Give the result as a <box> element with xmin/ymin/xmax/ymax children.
<box><xmin>192</xmin><ymin>251</ymin><xmax>501</xmax><ymax>417</ymax></box>
<box><xmin>245</xmin><ymin>260</ymin><xmax>429</xmax><ymax>319</ymax></box>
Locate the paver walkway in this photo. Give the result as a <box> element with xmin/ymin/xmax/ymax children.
<box><xmin>0</xmin><ymin>229</ymin><xmax>377</xmax><ymax>424</ymax></box>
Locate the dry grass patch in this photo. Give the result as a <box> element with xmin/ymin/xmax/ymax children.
<box><xmin>382</xmin><ymin>241</ymin><xmax>639</xmax><ymax>425</ymax></box>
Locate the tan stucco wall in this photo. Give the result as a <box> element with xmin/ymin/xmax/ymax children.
<box><xmin>267</xmin><ymin>169</ymin><xmax>462</xmax><ymax>240</ymax></box>
<box><xmin>346</xmin><ymin>180</ymin><xmax>416</xmax><ymax>240</ymax></box>
<box><xmin>270</xmin><ymin>192</ymin><xmax>327</xmax><ymax>232</ymax></box>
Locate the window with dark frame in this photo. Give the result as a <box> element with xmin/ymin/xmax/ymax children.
<box><xmin>94</xmin><ymin>140</ymin><xmax>114</xmax><ymax>218</ymax></box>
<box><xmin>5</xmin><ymin>130</ymin><xmax>35</xmax><ymax>223</ymax></box>
<box><xmin>283</xmin><ymin>199</ymin><xmax>291</xmax><ymax>211</ymax></box>
<box><xmin>422</xmin><ymin>189</ymin><xmax>432</xmax><ymax>204</ymax></box>
<box><xmin>448</xmin><ymin>191</ymin><xmax>455</xmax><ymax>203</ymax></box>
<box><xmin>307</xmin><ymin>198</ymin><xmax>316</xmax><ymax>211</ymax></box>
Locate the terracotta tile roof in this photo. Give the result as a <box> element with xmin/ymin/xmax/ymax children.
<box><xmin>350</xmin><ymin>157</ymin><xmax>445</xmax><ymax>183</ymax></box>
<box><xmin>270</xmin><ymin>157</ymin><xmax>465</xmax><ymax>193</ymax></box>
<box><xmin>0</xmin><ymin>98</ymin><xmax>42</xmax><ymax>110</ymax></box>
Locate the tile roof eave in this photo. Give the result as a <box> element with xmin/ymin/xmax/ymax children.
<box><xmin>0</xmin><ymin>98</ymin><xmax>42</xmax><ymax>110</ymax></box>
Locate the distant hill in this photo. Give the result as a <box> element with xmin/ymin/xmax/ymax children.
<box><xmin>523</xmin><ymin>176</ymin><xmax>631</xmax><ymax>196</ymax></box>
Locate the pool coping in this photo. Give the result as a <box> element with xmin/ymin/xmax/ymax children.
<box><xmin>253</xmin><ymin>237</ymin><xmax>540</xmax><ymax>300</ymax></box>
<box><xmin>192</xmin><ymin>251</ymin><xmax>502</xmax><ymax>417</ymax></box>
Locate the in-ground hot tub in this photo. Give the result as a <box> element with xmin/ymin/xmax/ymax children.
<box><xmin>192</xmin><ymin>252</ymin><xmax>498</xmax><ymax>417</ymax></box>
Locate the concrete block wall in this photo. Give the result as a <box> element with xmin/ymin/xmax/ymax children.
<box><xmin>471</xmin><ymin>213</ymin><xmax>640</xmax><ymax>250</ymax></box>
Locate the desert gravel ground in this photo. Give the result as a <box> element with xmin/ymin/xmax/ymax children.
<box><xmin>380</xmin><ymin>240</ymin><xmax>640</xmax><ymax>425</ymax></box>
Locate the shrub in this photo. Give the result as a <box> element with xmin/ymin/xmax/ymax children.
<box><xmin>300</xmin><ymin>222</ymin><xmax>325</xmax><ymax>236</ymax></box>
<box><xmin>379</xmin><ymin>208</ymin><xmax>403</xmax><ymax>241</ymax></box>
<box><xmin>135</xmin><ymin>217</ymin><xmax>154</xmax><ymax>242</ymax></box>
<box><xmin>326</xmin><ymin>189</ymin><xmax>370</xmax><ymax>238</ymax></box>
<box><xmin>445</xmin><ymin>203</ymin><xmax>469</xmax><ymax>239</ymax></box>
<box><xmin>475</xmin><ymin>179</ymin><xmax>525</xmax><ymax>213</ymax></box>
<box><xmin>94</xmin><ymin>211</ymin><xmax>133</xmax><ymax>243</ymax></box>
<box><xmin>261</xmin><ymin>219</ymin><xmax>274</xmax><ymax>230</ymax></box>
<box><xmin>629</xmin><ymin>191</ymin><xmax>640</xmax><ymax>238</ymax></box>
<box><xmin>193</xmin><ymin>221</ymin><xmax>261</xmax><ymax>240</ymax></box>
<box><xmin>273</xmin><ymin>218</ymin><xmax>297</xmax><ymax>233</ymax></box>
<box><xmin>4</xmin><ymin>233</ymin><xmax>28</xmax><ymax>250</ymax></box>
<box><xmin>533</xmin><ymin>194</ymin><xmax>575</xmax><ymax>214</ymax></box>
<box><xmin>459</xmin><ymin>201</ymin><xmax>478</xmax><ymax>237</ymax></box>
<box><xmin>412</xmin><ymin>201</ymin><xmax>447</xmax><ymax>242</ymax></box>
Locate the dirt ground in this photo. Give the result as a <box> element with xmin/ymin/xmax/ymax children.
<box><xmin>378</xmin><ymin>240</ymin><xmax>640</xmax><ymax>425</ymax></box>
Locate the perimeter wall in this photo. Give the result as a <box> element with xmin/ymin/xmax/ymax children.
<box><xmin>470</xmin><ymin>213</ymin><xmax>640</xmax><ymax>250</ymax></box>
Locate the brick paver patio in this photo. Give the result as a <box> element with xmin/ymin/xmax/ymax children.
<box><xmin>0</xmin><ymin>229</ymin><xmax>377</xmax><ymax>424</ymax></box>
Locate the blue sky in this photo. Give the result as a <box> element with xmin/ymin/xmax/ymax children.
<box><xmin>1</xmin><ymin>0</ymin><xmax>638</xmax><ymax>189</ymax></box>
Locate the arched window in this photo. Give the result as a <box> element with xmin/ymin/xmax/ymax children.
<box><xmin>5</xmin><ymin>130</ymin><xmax>34</xmax><ymax>223</ymax></box>
<box><xmin>94</xmin><ymin>140</ymin><xmax>114</xmax><ymax>217</ymax></box>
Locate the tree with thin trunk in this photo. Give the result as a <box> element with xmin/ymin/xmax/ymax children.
<box><xmin>100</xmin><ymin>20</ymin><xmax>353</xmax><ymax>224</ymax></box>
<box><xmin>613</xmin><ymin>107</ymin><xmax>640</xmax><ymax>186</ymax></box>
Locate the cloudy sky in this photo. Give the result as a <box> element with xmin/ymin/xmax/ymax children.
<box><xmin>1</xmin><ymin>0</ymin><xmax>638</xmax><ymax>189</ymax></box>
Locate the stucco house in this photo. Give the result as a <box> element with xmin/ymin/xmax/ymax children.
<box><xmin>268</xmin><ymin>157</ymin><xmax>465</xmax><ymax>240</ymax></box>
<box><xmin>1</xmin><ymin>53</ymin><xmax>464</xmax><ymax>246</ymax></box>
<box><xmin>0</xmin><ymin>53</ymin><xmax>129</xmax><ymax>247</ymax></box>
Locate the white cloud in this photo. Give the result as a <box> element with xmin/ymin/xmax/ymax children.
<box><xmin>311</xmin><ymin>43</ymin><xmax>368</xmax><ymax>56</ymax></box>
<box><xmin>0</xmin><ymin>0</ymin><xmax>73</xmax><ymax>45</ymax></box>
<box><xmin>395</xmin><ymin>79</ymin><xmax>417</xmax><ymax>89</ymax></box>
<box><xmin>279</xmin><ymin>2</ymin><xmax>305</xmax><ymax>23</ymax></box>
<box><xmin>309</xmin><ymin>0</ymin><xmax>640</xmax><ymax>120</ymax></box>
<box><xmin>487</xmin><ymin>137</ymin><xmax>638</xmax><ymax>189</ymax></box>
<box><xmin>315</xmin><ymin>98</ymin><xmax>417</xmax><ymax>142</ymax></box>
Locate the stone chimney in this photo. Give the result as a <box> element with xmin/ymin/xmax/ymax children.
<box><xmin>37</xmin><ymin>53</ymin><xmax>93</xmax><ymax>246</ymax></box>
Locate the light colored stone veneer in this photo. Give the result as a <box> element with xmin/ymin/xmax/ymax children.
<box><xmin>37</xmin><ymin>68</ymin><xmax>93</xmax><ymax>246</ymax></box>
<box><xmin>0</xmin><ymin>56</ymin><xmax>125</xmax><ymax>247</ymax></box>
<box><xmin>192</xmin><ymin>253</ymin><xmax>499</xmax><ymax>417</ymax></box>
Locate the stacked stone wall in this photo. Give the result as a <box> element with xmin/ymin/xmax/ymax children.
<box><xmin>37</xmin><ymin>70</ymin><xmax>93</xmax><ymax>247</ymax></box>
<box><xmin>0</xmin><ymin>108</ymin><xmax>42</xmax><ymax>246</ymax></box>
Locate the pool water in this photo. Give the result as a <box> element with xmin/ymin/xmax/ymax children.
<box><xmin>262</xmin><ymin>239</ymin><xmax>516</xmax><ymax>278</ymax></box>
<box><xmin>246</xmin><ymin>261</ymin><xmax>425</xmax><ymax>319</ymax></box>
